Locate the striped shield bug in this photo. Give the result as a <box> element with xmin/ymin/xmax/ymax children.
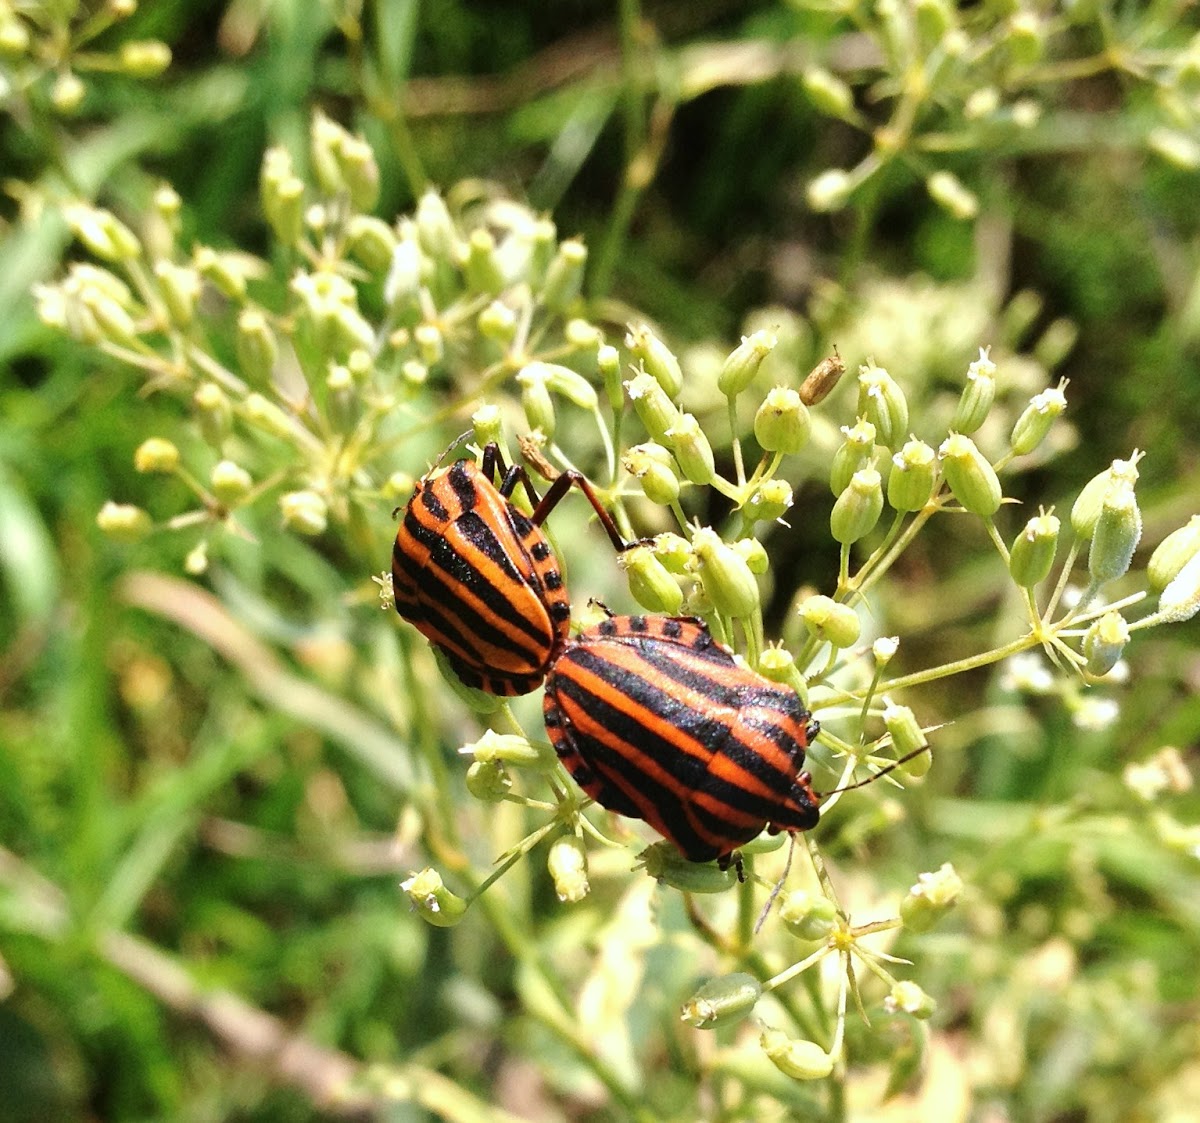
<box><xmin>392</xmin><ymin>438</ymin><xmax>628</xmax><ymax>696</ymax></box>
<box><xmin>542</xmin><ymin>613</ymin><xmax>822</xmax><ymax>865</ymax></box>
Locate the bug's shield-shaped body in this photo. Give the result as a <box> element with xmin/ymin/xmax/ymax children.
<box><xmin>543</xmin><ymin>615</ymin><xmax>820</xmax><ymax>864</ymax></box>
<box><xmin>392</xmin><ymin>458</ymin><xmax>571</xmax><ymax>696</ymax></box>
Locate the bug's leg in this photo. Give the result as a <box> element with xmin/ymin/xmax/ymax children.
<box><xmin>530</xmin><ymin>470</ymin><xmax>631</xmax><ymax>552</ymax></box>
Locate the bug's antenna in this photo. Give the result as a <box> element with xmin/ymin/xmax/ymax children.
<box><xmin>754</xmin><ymin>834</ymin><xmax>797</xmax><ymax>934</ymax></box>
<box><xmin>815</xmin><ymin>744</ymin><xmax>932</xmax><ymax>799</ymax></box>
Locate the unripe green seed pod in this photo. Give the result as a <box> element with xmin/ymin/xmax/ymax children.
<box><xmin>538</xmin><ymin>361</ymin><xmax>598</xmax><ymax>411</ymax></box>
<box><xmin>680</xmin><ymin>973</ymin><xmax>763</xmax><ymax>1029</ymax></box>
<box><xmin>325</xmin><ymin>364</ymin><xmax>358</xmax><ymax>432</ymax></box>
<box><xmin>807</xmin><ymin>168</ymin><xmax>853</xmax><ymax>212</ymax></box>
<box><xmin>96</xmin><ymin>501</ymin><xmax>152</xmax><ymax>542</ymax></box>
<box><xmin>478</xmin><ymin>300</ymin><xmax>517</xmax><ymax>344</ymax></box>
<box><xmin>1071</xmin><ymin>453</ymin><xmax>1142</xmax><ymax>540</ymax></box>
<box><xmin>193</xmin><ymin>382</ymin><xmax>232</xmax><ymax>447</ymax></box>
<box><xmin>280</xmin><ymin>490</ymin><xmax>328</xmax><ymax>536</ymax></box>
<box><xmin>337</xmin><ymin>134</ymin><xmax>380</xmax><ymax>212</ymax></box>
<box><xmin>621</xmin><ymin>546</ymin><xmax>684</xmax><ymax>614</ymax></box>
<box><xmin>625</xmin><ymin>324</ymin><xmax>683</xmax><ymax>398</ymax></box>
<box><xmin>402</xmin><ymin>360</ymin><xmax>428</xmax><ymax>386</ymax></box>
<box><xmin>760</xmin><ymin>1030</ymin><xmax>835</xmax><ymax>1080</ymax></box>
<box><xmin>1083</xmin><ymin>611</ymin><xmax>1129</xmax><ymax>677</ymax></box>
<box><xmin>692</xmin><ymin>528</ymin><xmax>760</xmax><ymax>618</ymax></box>
<box><xmin>134</xmin><ymin>437</ymin><xmax>180</xmax><ymax>474</ymax></box>
<box><xmin>830</xmin><ymin>467</ymin><xmax>884</xmax><ymax>544</ymax></box>
<box><xmin>927</xmin><ymin>170</ymin><xmax>979</xmax><ymax>220</ymax></box>
<box><xmin>732</xmin><ymin>537</ymin><xmax>769</xmax><ymax>575</ymax></box>
<box><xmin>801</xmin><ymin>67</ymin><xmax>854</xmax><ymax>116</ymax></box>
<box><xmin>385</xmin><ymin>235</ymin><xmax>424</xmax><ymax>310</ymax></box>
<box><xmin>195</xmin><ymin>246</ymin><xmax>247</xmax><ymax>300</ymax></box>
<box><xmin>666</xmin><ymin>415</ymin><xmax>717</xmax><ymax>488</ymax></box>
<box><xmin>800</xmin><ymin>351</ymin><xmax>846</xmax><ymax>406</ymax></box>
<box><xmin>346</xmin><ymin>215</ymin><xmax>396</xmax><ymax>273</ymax></box>
<box><xmin>261</xmin><ymin>147</ymin><xmax>305</xmax><ymax>248</ymax></box>
<box><xmin>463</xmin><ymin>228</ymin><xmax>504</xmax><ymax>295</ymax></box>
<box><xmin>900</xmin><ymin>862</ymin><xmax>963</xmax><ymax>933</ymax></box>
<box><xmin>465</xmin><ymin>758</ymin><xmax>511</xmax><ymax>802</ymax></box>
<box><xmin>1011</xmin><ymin>380</ymin><xmax>1069</xmax><ymax>455</ymax></box>
<box><xmin>462</xmin><ymin>728</ymin><xmax>551</xmax><ymax>769</ymax></box>
<box><xmin>639</xmin><ymin>841</ymin><xmax>738</xmax><ymax>894</ymax></box>
<box><xmin>414</xmin><ymin>322</ymin><xmax>443</xmax><ymax>367</ymax></box>
<box><xmin>754</xmin><ymin>387</ymin><xmax>811</xmax><ymax>454</ymax></box>
<box><xmin>66</xmin><ymin>203</ymin><xmax>142</xmax><ymax>262</ymax></box>
<box><xmin>830</xmin><ymin>419</ymin><xmax>876</xmax><ymax>496</ymax></box>
<box><xmin>915</xmin><ymin>0</ymin><xmax>954</xmax><ymax>44</ymax></box>
<box><xmin>1009</xmin><ymin>511</ymin><xmax>1060</xmax><ymax>588</ymax></box>
<box><xmin>744</xmin><ymin>479</ymin><xmax>793</xmax><ymax>524</ymax></box>
<box><xmin>598</xmin><ymin>344</ymin><xmax>623</xmax><ymax>412</ymax></box>
<box><xmin>548</xmin><ymin>835</ymin><xmax>589</xmax><ymax>903</ymax></box>
<box><xmin>211</xmin><ymin>459</ymin><xmax>252</xmax><ymax>505</ymax></box>
<box><xmin>873</xmin><ymin>636</ymin><xmax>899</xmax><ymax>666</ymax></box>
<box><xmin>1148</xmin><ymin>515</ymin><xmax>1200</xmax><ymax>592</ymax></box>
<box><xmin>938</xmin><ymin>433</ymin><xmax>1002</xmax><ymax>517</ymax></box>
<box><xmin>541</xmin><ymin>238</ymin><xmax>587</xmax><ymax>312</ymax></box>
<box><xmin>244</xmin><ymin>392</ymin><xmax>294</xmax><ymax>439</ymax></box>
<box><xmin>882</xmin><ymin>699</ymin><xmax>931</xmax><ymax>777</ymax></box>
<box><xmin>887</xmin><ymin>438</ymin><xmax>938</xmax><ymax>512</ymax></box>
<box><xmin>757</xmin><ymin>646</ymin><xmax>801</xmax><ymax>685</ymax></box>
<box><xmin>154</xmin><ymin>261</ymin><xmax>200</xmax><ymax>328</ymax></box>
<box><xmin>885</xmin><ymin>980</ymin><xmax>937</xmax><ymax>1019</ymax></box>
<box><xmin>719</xmin><ymin>330</ymin><xmax>776</xmax><ymax>397</ymax></box>
<box><xmin>184</xmin><ymin>542</ymin><xmax>208</xmax><ymax>576</ymax></box>
<box><xmin>623</xmin><ymin>443</ymin><xmax>680</xmax><ymax>506</ymax></box>
<box><xmin>857</xmin><ymin>363</ymin><xmax>909</xmax><ymax>451</ymax></box>
<box><xmin>471</xmin><ymin>405</ymin><xmax>503</xmax><ymax>450</ymax></box>
<box><xmin>1088</xmin><ymin>482</ymin><xmax>1142</xmax><ymax>587</ymax></box>
<box><xmin>779</xmin><ymin>889</ymin><xmax>838</xmax><ymax>941</ymax></box>
<box><xmin>952</xmin><ymin>348</ymin><xmax>997</xmax><ymax>435</ymax></box>
<box><xmin>401</xmin><ymin>868</ymin><xmax>468</xmax><ymax>928</ymax></box>
<box><xmin>1008</xmin><ymin>11</ymin><xmax>1044</xmax><ymax>67</ymax></box>
<box><xmin>236</xmin><ymin>308</ymin><xmax>278</xmax><ymax>383</ymax></box>
<box><xmin>52</xmin><ymin>72</ymin><xmax>85</xmax><ymax>114</ymax></box>
<box><xmin>415</xmin><ymin>191</ymin><xmax>456</xmax><ymax>258</ymax></box>
<box><xmin>799</xmin><ymin>595</ymin><xmax>861</xmax><ymax>649</ymax></box>
<box><xmin>82</xmin><ymin>290</ymin><xmax>138</xmax><ymax>346</ymax></box>
<box><xmin>517</xmin><ymin>367</ymin><xmax>556</xmax><ymax>438</ymax></box>
<box><xmin>625</xmin><ymin>370</ymin><xmax>681</xmax><ymax>443</ymax></box>
<box><xmin>653</xmin><ymin>532</ymin><xmax>693</xmax><ymax>574</ymax></box>
<box><xmin>1158</xmin><ymin>550</ymin><xmax>1200</xmax><ymax>623</ymax></box>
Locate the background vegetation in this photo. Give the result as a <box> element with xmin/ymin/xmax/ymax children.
<box><xmin>2</xmin><ymin>1</ymin><xmax>1199</xmax><ymax>1120</ymax></box>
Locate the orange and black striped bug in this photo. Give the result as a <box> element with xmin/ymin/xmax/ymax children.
<box><xmin>392</xmin><ymin>438</ymin><xmax>629</xmax><ymax>696</ymax></box>
<box><xmin>542</xmin><ymin>613</ymin><xmax>823</xmax><ymax>866</ymax></box>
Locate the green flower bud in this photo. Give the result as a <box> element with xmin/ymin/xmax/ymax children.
<box><xmin>653</xmin><ymin>532</ymin><xmax>693</xmax><ymax>574</ymax></box>
<box><xmin>779</xmin><ymin>889</ymin><xmax>838</xmax><ymax>941</ymax></box>
<box><xmin>621</xmin><ymin>545</ymin><xmax>684</xmax><ymax>614</ymax></box>
<box><xmin>757</xmin><ymin>646</ymin><xmax>801</xmax><ymax>686</ymax></box>
<box><xmin>692</xmin><ymin>527</ymin><xmax>760</xmax><ymax>618</ymax></box>
<box><xmin>830</xmin><ymin>467</ymin><xmax>884</xmax><ymax>545</ymax></box>
<box><xmin>1088</xmin><ymin>479</ymin><xmax>1142</xmax><ymax>587</ymax></box>
<box><xmin>885</xmin><ymin>980</ymin><xmax>937</xmax><ymax>1019</ymax></box>
<box><xmin>1007</xmin><ymin>11</ymin><xmax>1044</xmax><ymax>67</ymax></box>
<box><xmin>96</xmin><ymin>501</ymin><xmax>152</xmax><ymax>542</ymax></box>
<box><xmin>1158</xmin><ymin>551</ymin><xmax>1200</xmax><ymax>623</ymax></box>
<box><xmin>873</xmin><ymin>636</ymin><xmax>899</xmax><ymax>666</ymax></box>
<box><xmin>384</xmin><ymin>235</ymin><xmax>424</xmax><ymax>310</ymax></box>
<box><xmin>915</xmin><ymin>0</ymin><xmax>954</xmax><ymax>44</ymax></box>
<box><xmin>799</xmin><ymin>595</ymin><xmax>861</xmax><ymax>649</ymax></box>
<box><xmin>414</xmin><ymin>322</ymin><xmax>443</xmax><ymax>367</ymax></box>
<box><xmin>461</xmin><ymin>728</ymin><xmax>553</xmax><ymax>770</ymax></box>
<box><xmin>402</xmin><ymin>360</ymin><xmax>428</xmax><ymax>386</ymax></box>
<box><xmin>325</xmin><ymin>364</ymin><xmax>358</xmax><ymax>432</ymax></box>
<box><xmin>133</xmin><ymin>437</ymin><xmax>180</xmax><ymax>474</ymax></box>
<box><xmin>719</xmin><ymin>330</ymin><xmax>776</xmax><ymax>397</ymax></box>
<box><xmin>927</xmin><ymin>170</ymin><xmax>979</xmax><ymax>220</ymax></box>
<box><xmin>463</xmin><ymin>228</ymin><xmax>504</xmax><ymax>295</ymax></box>
<box><xmin>882</xmin><ymin>699</ymin><xmax>930</xmax><ymax>772</ymax></box>
<box><xmin>65</xmin><ymin>203</ymin><xmax>141</xmax><ymax>262</ymax></box>
<box><xmin>625</xmin><ymin>324</ymin><xmax>683</xmax><ymax>398</ymax></box>
<box><xmin>118</xmin><ymin>39</ymin><xmax>172</xmax><ymax>78</ymax></box>
<box><xmin>478</xmin><ymin>300</ymin><xmax>517</xmax><ymax>345</ymax></box>
<box><xmin>415</xmin><ymin>191</ymin><xmax>456</xmax><ymax>258</ymax></box>
<box><xmin>211</xmin><ymin>459</ymin><xmax>252</xmax><ymax>505</ymax></box>
<box><xmin>401</xmin><ymin>868</ymin><xmax>468</xmax><ymax>928</ymax></box>
<box><xmin>1071</xmin><ymin>451</ymin><xmax>1141</xmax><ymax>540</ymax></box>
<box><xmin>1082</xmin><ymin>611</ymin><xmax>1129</xmax><ymax>677</ymax></box>
<box><xmin>732</xmin><ymin>537</ymin><xmax>769</xmax><ymax>576</ymax></box>
<box><xmin>236</xmin><ymin>308</ymin><xmax>278</xmax><ymax>383</ymax></box>
<box><xmin>337</xmin><ymin>133</ymin><xmax>380</xmax><ymax>212</ymax></box>
<box><xmin>1011</xmin><ymin>380</ymin><xmax>1068</xmax><ymax>455</ymax></box>
<box><xmin>964</xmin><ymin>86</ymin><xmax>1001</xmax><ymax>120</ymax></box>
<box><xmin>310</xmin><ymin>111</ymin><xmax>348</xmax><ymax>197</ymax></box>
<box><xmin>261</xmin><ymin>149</ymin><xmax>305</xmax><ymax>248</ymax></box>
<box><xmin>82</xmin><ymin>289</ymin><xmax>138</xmax><ymax>346</ymax></box>
<box><xmin>744</xmin><ymin>481</ymin><xmax>794</xmax><ymax>526</ymax></box>
<box><xmin>952</xmin><ymin>347</ymin><xmax>997</xmax><ymax>435</ymax></box>
<box><xmin>800</xmin><ymin>351</ymin><xmax>846</xmax><ymax>406</ymax></box>
<box><xmin>624</xmin><ymin>370</ymin><xmax>681</xmax><ymax>443</ymax></box>
<box><xmin>535</xmin><ymin>361</ymin><xmax>599</xmax><ymax>411</ymax></box>
<box><xmin>194</xmin><ymin>246</ymin><xmax>248</xmax><ymax>300</ymax></box>
<box><xmin>280</xmin><ymin>490</ymin><xmax>328</xmax><ymax>536</ymax></box>
<box><xmin>540</xmin><ymin>238</ymin><xmax>587</xmax><ymax>311</ymax></box>
<box><xmin>680</xmin><ymin>973</ymin><xmax>763</xmax><ymax>1029</ymax></box>
<box><xmin>801</xmin><ymin>67</ymin><xmax>853</xmax><ymax>116</ymax></box>
<box><xmin>807</xmin><ymin>168</ymin><xmax>853</xmax><ymax>212</ymax></box>
<box><xmin>465</xmin><ymin>759</ymin><xmax>511</xmax><ymax>803</ymax></box>
<box><xmin>754</xmin><ymin>387</ymin><xmax>811</xmax><ymax>455</ymax></box>
<box><xmin>193</xmin><ymin>383</ymin><xmax>232</xmax><ymax>447</ymax></box>
<box><xmin>856</xmin><ymin>363</ymin><xmax>909</xmax><ymax>450</ymax></box>
<box><xmin>1009</xmin><ymin>510</ymin><xmax>1060</xmax><ymax>588</ymax></box>
<box><xmin>0</xmin><ymin>13</ymin><xmax>31</xmax><ymax>56</ymax></box>
<box><xmin>547</xmin><ymin>835</ymin><xmax>590</xmax><ymax>903</ymax></box>
<box><xmin>184</xmin><ymin>541</ymin><xmax>208</xmax><ymax>576</ymax></box>
<box><xmin>154</xmin><ymin>261</ymin><xmax>200</xmax><ymax>327</ymax></box>
<box><xmin>938</xmin><ymin>433</ymin><xmax>1002</xmax><ymax>517</ymax></box>
<box><xmin>244</xmin><ymin>392</ymin><xmax>294</xmax><ymax>439</ymax></box>
<box><xmin>598</xmin><ymin>344</ymin><xmax>623</xmax><ymax>411</ymax></box>
<box><xmin>760</xmin><ymin>1030</ymin><xmax>835</xmax><ymax>1080</ymax></box>
<box><xmin>516</xmin><ymin>365</ymin><xmax>556</xmax><ymax>438</ymax></box>
<box><xmin>830</xmin><ymin>419</ymin><xmax>877</xmax><ymax>496</ymax></box>
<box><xmin>472</xmin><ymin>405</ymin><xmax>503</xmax><ymax>450</ymax></box>
<box><xmin>900</xmin><ymin>862</ymin><xmax>963</xmax><ymax>933</ymax></box>
<box><xmin>346</xmin><ymin>215</ymin><xmax>396</xmax><ymax>273</ymax></box>
<box><xmin>639</xmin><ymin>842</ymin><xmax>739</xmax><ymax>894</ymax></box>
<box><xmin>1148</xmin><ymin>515</ymin><xmax>1200</xmax><ymax>592</ymax></box>
<box><xmin>624</xmin><ymin>443</ymin><xmax>680</xmax><ymax>506</ymax></box>
<box><xmin>51</xmin><ymin>72</ymin><xmax>86</xmax><ymax>114</ymax></box>
<box><xmin>887</xmin><ymin>438</ymin><xmax>938</xmax><ymax>513</ymax></box>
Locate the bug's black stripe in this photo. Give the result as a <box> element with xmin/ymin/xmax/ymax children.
<box><xmin>446</xmin><ymin>460</ymin><xmax>479</xmax><ymax>513</ymax></box>
<box><xmin>418</xmin><ymin>482</ymin><xmax>451</xmax><ymax>522</ymax></box>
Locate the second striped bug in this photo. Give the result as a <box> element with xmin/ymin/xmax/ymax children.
<box><xmin>392</xmin><ymin>439</ymin><xmax>628</xmax><ymax>696</ymax></box>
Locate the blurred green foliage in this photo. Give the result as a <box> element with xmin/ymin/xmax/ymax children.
<box><xmin>2</xmin><ymin>1</ymin><xmax>1200</xmax><ymax>1121</ymax></box>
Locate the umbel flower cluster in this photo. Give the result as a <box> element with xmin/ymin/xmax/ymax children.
<box><xmin>40</xmin><ymin>113</ymin><xmax>1200</xmax><ymax>1084</ymax></box>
